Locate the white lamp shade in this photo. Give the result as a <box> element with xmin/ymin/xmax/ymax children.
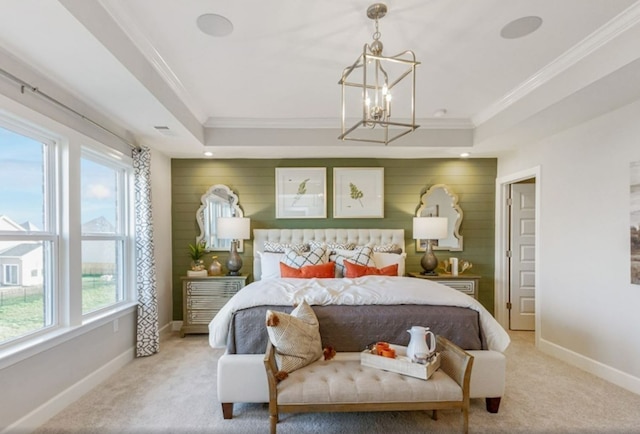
<box><xmin>217</xmin><ymin>217</ymin><xmax>250</xmax><ymax>240</ymax></box>
<box><xmin>413</xmin><ymin>217</ymin><xmax>448</xmax><ymax>240</ymax></box>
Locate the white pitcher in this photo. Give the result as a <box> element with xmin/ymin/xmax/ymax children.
<box><xmin>406</xmin><ymin>326</ymin><xmax>436</xmax><ymax>361</ymax></box>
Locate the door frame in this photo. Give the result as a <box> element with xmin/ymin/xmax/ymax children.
<box><xmin>494</xmin><ymin>166</ymin><xmax>541</xmax><ymax>342</ymax></box>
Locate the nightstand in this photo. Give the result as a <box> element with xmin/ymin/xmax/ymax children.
<box><xmin>180</xmin><ymin>274</ymin><xmax>249</xmax><ymax>337</ymax></box>
<box><xmin>407</xmin><ymin>272</ymin><xmax>480</xmax><ymax>299</ymax></box>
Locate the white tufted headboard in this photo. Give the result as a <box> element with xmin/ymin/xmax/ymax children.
<box><xmin>253</xmin><ymin>228</ymin><xmax>405</xmax><ymax>281</ymax></box>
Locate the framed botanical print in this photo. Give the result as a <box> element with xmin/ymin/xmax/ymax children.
<box><xmin>275</xmin><ymin>167</ymin><xmax>326</xmax><ymax>218</ymax></box>
<box><xmin>333</xmin><ymin>167</ymin><xmax>384</xmax><ymax>218</ymax></box>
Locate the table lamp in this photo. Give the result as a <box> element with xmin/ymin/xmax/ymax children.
<box><xmin>217</xmin><ymin>217</ymin><xmax>250</xmax><ymax>276</ymax></box>
<box><xmin>413</xmin><ymin>217</ymin><xmax>448</xmax><ymax>275</ymax></box>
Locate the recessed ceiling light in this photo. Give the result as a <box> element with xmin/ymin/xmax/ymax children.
<box><xmin>197</xmin><ymin>13</ymin><xmax>233</xmax><ymax>37</ymax></box>
<box><xmin>500</xmin><ymin>16</ymin><xmax>543</xmax><ymax>39</ymax></box>
<box><xmin>203</xmin><ymin>151</ymin><xmax>214</xmax><ymax>157</ymax></box>
<box><xmin>460</xmin><ymin>152</ymin><xmax>470</xmax><ymax>158</ymax></box>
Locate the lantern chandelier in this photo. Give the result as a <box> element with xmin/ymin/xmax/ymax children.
<box><xmin>339</xmin><ymin>3</ymin><xmax>420</xmax><ymax>145</ymax></box>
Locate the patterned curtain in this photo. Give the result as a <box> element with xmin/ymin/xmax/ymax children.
<box><xmin>132</xmin><ymin>146</ymin><xmax>159</xmax><ymax>357</ymax></box>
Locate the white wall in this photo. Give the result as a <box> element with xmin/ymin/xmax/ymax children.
<box><xmin>150</xmin><ymin>148</ymin><xmax>173</xmax><ymax>329</ymax></box>
<box><xmin>497</xmin><ymin>98</ymin><xmax>640</xmax><ymax>392</ymax></box>
<box><xmin>0</xmin><ymin>52</ymin><xmax>175</xmax><ymax>430</ymax></box>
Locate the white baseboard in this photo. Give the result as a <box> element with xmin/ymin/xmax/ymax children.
<box><xmin>539</xmin><ymin>337</ymin><xmax>640</xmax><ymax>395</ymax></box>
<box><xmin>2</xmin><ymin>347</ymin><xmax>134</xmax><ymax>434</ymax></box>
<box><xmin>171</xmin><ymin>320</ymin><xmax>183</xmax><ymax>332</ymax></box>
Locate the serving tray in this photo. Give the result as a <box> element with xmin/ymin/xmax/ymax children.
<box><xmin>360</xmin><ymin>344</ymin><xmax>440</xmax><ymax>380</ymax></box>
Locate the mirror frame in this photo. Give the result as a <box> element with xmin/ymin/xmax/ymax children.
<box><xmin>196</xmin><ymin>184</ymin><xmax>244</xmax><ymax>252</ymax></box>
<box><xmin>415</xmin><ymin>183</ymin><xmax>463</xmax><ymax>251</ymax></box>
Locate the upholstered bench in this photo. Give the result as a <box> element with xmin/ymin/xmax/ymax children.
<box><xmin>263</xmin><ymin>336</ymin><xmax>473</xmax><ymax>434</ymax></box>
<box><xmin>217</xmin><ymin>347</ymin><xmax>505</xmax><ymax>418</ymax></box>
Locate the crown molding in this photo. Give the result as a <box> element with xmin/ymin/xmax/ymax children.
<box><xmin>473</xmin><ymin>1</ymin><xmax>640</xmax><ymax>126</ymax></box>
<box><xmin>204</xmin><ymin>117</ymin><xmax>474</xmax><ymax>129</ymax></box>
<box><xmin>98</xmin><ymin>0</ymin><xmax>208</xmax><ymax>123</ymax></box>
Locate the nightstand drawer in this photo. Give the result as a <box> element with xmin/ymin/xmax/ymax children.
<box><xmin>407</xmin><ymin>272</ymin><xmax>479</xmax><ymax>299</ymax></box>
<box><xmin>181</xmin><ymin>275</ymin><xmax>248</xmax><ymax>336</ymax></box>
<box><xmin>438</xmin><ymin>280</ymin><xmax>475</xmax><ymax>295</ymax></box>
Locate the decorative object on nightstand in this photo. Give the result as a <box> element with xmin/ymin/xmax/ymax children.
<box><xmin>208</xmin><ymin>255</ymin><xmax>223</xmax><ymax>276</ymax></box>
<box><xmin>187</xmin><ymin>241</ymin><xmax>208</xmax><ymax>277</ymax></box>
<box><xmin>438</xmin><ymin>258</ymin><xmax>473</xmax><ymax>275</ymax></box>
<box><xmin>218</xmin><ymin>217</ymin><xmax>251</xmax><ymax>275</ymax></box>
<box><xmin>413</xmin><ymin>217</ymin><xmax>448</xmax><ymax>275</ymax></box>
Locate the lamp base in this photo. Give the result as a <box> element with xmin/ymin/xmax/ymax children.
<box><xmin>226</xmin><ymin>240</ymin><xmax>243</xmax><ymax>277</ymax></box>
<box><xmin>420</xmin><ymin>242</ymin><xmax>439</xmax><ymax>276</ymax></box>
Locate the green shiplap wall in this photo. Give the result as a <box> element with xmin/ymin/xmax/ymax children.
<box><xmin>171</xmin><ymin>158</ymin><xmax>497</xmax><ymax>320</ymax></box>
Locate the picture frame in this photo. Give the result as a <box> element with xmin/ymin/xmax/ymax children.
<box><xmin>275</xmin><ymin>167</ymin><xmax>326</xmax><ymax>219</ymax></box>
<box><xmin>333</xmin><ymin>167</ymin><xmax>384</xmax><ymax>218</ymax></box>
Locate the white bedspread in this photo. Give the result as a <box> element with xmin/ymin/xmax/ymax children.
<box><xmin>208</xmin><ymin>276</ymin><xmax>510</xmax><ymax>352</ymax></box>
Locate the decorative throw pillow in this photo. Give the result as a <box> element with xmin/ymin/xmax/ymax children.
<box><xmin>330</xmin><ymin>245</ymin><xmax>376</xmax><ymax>277</ymax></box>
<box><xmin>265</xmin><ymin>300</ymin><xmax>323</xmax><ymax>378</ymax></box>
<box><xmin>282</xmin><ymin>245</ymin><xmax>328</xmax><ymax>268</ymax></box>
<box><xmin>280</xmin><ymin>262</ymin><xmax>335</xmax><ymax>278</ymax></box>
<box><xmin>309</xmin><ymin>240</ymin><xmax>355</xmax><ymax>254</ymax></box>
<box><xmin>372</xmin><ymin>243</ymin><xmax>403</xmax><ymax>254</ymax></box>
<box><xmin>344</xmin><ymin>260</ymin><xmax>398</xmax><ymax>278</ymax></box>
<box><xmin>264</xmin><ymin>241</ymin><xmax>309</xmax><ymax>253</ymax></box>
<box><xmin>373</xmin><ymin>252</ymin><xmax>407</xmax><ymax>277</ymax></box>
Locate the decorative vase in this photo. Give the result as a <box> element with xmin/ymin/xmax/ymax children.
<box><xmin>208</xmin><ymin>256</ymin><xmax>223</xmax><ymax>276</ymax></box>
<box><xmin>190</xmin><ymin>259</ymin><xmax>205</xmax><ymax>271</ymax></box>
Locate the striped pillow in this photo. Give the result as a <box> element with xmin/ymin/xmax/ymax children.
<box><xmin>265</xmin><ymin>300</ymin><xmax>323</xmax><ymax>375</ymax></box>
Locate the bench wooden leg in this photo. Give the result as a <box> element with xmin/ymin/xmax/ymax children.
<box><xmin>486</xmin><ymin>397</ymin><xmax>501</xmax><ymax>413</ymax></box>
<box><xmin>269</xmin><ymin>414</ymin><xmax>278</xmax><ymax>434</ymax></box>
<box><xmin>221</xmin><ymin>403</ymin><xmax>233</xmax><ymax>419</ymax></box>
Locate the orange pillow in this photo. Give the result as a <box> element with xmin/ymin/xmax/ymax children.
<box><xmin>280</xmin><ymin>262</ymin><xmax>335</xmax><ymax>278</ymax></box>
<box><xmin>344</xmin><ymin>260</ymin><xmax>398</xmax><ymax>278</ymax></box>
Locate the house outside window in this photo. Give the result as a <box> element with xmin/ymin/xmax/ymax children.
<box><xmin>0</xmin><ymin>123</ymin><xmax>55</xmax><ymax>344</ymax></box>
<box><xmin>80</xmin><ymin>153</ymin><xmax>129</xmax><ymax>315</ymax></box>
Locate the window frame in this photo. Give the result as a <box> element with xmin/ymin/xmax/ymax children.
<box><xmin>0</xmin><ymin>110</ymin><xmax>137</xmax><ymax>367</ymax></box>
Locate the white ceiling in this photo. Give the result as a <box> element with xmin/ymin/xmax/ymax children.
<box><xmin>1</xmin><ymin>0</ymin><xmax>640</xmax><ymax>158</ymax></box>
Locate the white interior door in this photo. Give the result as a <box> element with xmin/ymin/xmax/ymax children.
<box><xmin>509</xmin><ymin>182</ymin><xmax>536</xmax><ymax>330</ymax></box>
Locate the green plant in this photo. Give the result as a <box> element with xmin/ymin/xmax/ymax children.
<box><xmin>188</xmin><ymin>241</ymin><xmax>207</xmax><ymax>260</ymax></box>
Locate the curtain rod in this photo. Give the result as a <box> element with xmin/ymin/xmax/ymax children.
<box><xmin>0</xmin><ymin>67</ymin><xmax>140</xmax><ymax>151</ymax></box>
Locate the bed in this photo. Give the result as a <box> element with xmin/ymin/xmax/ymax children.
<box><xmin>210</xmin><ymin>228</ymin><xmax>510</xmax><ymax>418</ymax></box>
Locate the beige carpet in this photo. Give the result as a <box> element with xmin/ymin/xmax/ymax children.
<box><xmin>34</xmin><ymin>331</ymin><xmax>640</xmax><ymax>433</ymax></box>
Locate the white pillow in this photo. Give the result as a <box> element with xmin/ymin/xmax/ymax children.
<box><xmin>373</xmin><ymin>252</ymin><xmax>407</xmax><ymax>276</ymax></box>
<box><xmin>258</xmin><ymin>251</ymin><xmax>286</xmax><ymax>280</ymax></box>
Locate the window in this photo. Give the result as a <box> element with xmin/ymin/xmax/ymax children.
<box><xmin>80</xmin><ymin>155</ymin><xmax>128</xmax><ymax>314</ymax></box>
<box><xmin>0</xmin><ymin>124</ymin><xmax>55</xmax><ymax>343</ymax></box>
<box><xmin>0</xmin><ymin>113</ymin><xmax>133</xmax><ymax>349</ymax></box>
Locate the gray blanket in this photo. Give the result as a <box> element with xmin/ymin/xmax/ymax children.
<box><xmin>227</xmin><ymin>304</ymin><xmax>486</xmax><ymax>354</ymax></box>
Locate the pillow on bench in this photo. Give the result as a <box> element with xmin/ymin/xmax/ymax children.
<box><xmin>265</xmin><ymin>300</ymin><xmax>323</xmax><ymax>379</ymax></box>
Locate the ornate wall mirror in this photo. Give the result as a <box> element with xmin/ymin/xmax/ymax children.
<box><xmin>196</xmin><ymin>184</ymin><xmax>244</xmax><ymax>252</ymax></box>
<box><xmin>416</xmin><ymin>184</ymin><xmax>463</xmax><ymax>251</ymax></box>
